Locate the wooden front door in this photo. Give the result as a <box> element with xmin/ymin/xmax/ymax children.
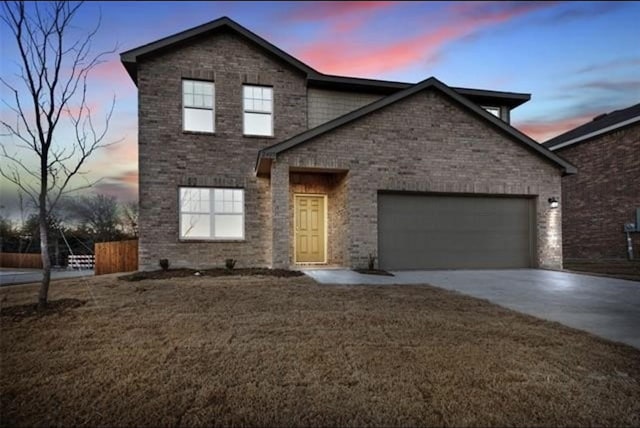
<box><xmin>295</xmin><ymin>195</ymin><xmax>325</xmax><ymax>263</ymax></box>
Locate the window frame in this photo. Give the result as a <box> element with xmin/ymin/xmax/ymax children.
<box><xmin>242</xmin><ymin>84</ymin><xmax>274</xmax><ymax>137</ymax></box>
<box><xmin>481</xmin><ymin>105</ymin><xmax>501</xmax><ymax>118</ymax></box>
<box><xmin>178</xmin><ymin>187</ymin><xmax>245</xmax><ymax>241</ymax></box>
<box><xmin>182</xmin><ymin>79</ymin><xmax>215</xmax><ymax>134</ymax></box>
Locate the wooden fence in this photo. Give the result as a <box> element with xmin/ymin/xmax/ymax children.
<box><xmin>95</xmin><ymin>239</ymin><xmax>138</xmax><ymax>275</ymax></box>
<box><xmin>0</xmin><ymin>252</ymin><xmax>43</xmax><ymax>269</ymax></box>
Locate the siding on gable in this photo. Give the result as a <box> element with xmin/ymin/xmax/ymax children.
<box><xmin>307</xmin><ymin>88</ymin><xmax>383</xmax><ymax>128</ymax></box>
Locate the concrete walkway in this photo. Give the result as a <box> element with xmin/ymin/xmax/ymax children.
<box><xmin>0</xmin><ymin>268</ymin><xmax>94</xmax><ymax>286</ymax></box>
<box><xmin>304</xmin><ymin>268</ymin><xmax>640</xmax><ymax>349</ymax></box>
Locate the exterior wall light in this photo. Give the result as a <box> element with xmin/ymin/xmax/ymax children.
<box><xmin>548</xmin><ymin>197</ymin><xmax>559</xmax><ymax>209</ymax></box>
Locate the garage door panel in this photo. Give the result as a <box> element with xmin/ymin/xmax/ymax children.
<box><xmin>378</xmin><ymin>194</ymin><xmax>533</xmax><ymax>269</ymax></box>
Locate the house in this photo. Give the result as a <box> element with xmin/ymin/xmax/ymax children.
<box><xmin>544</xmin><ymin>103</ymin><xmax>640</xmax><ymax>263</ymax></box>
<box><xmin>120</xmin><ymin>17</ymin><xmax>575</xmax><ymax>271</ymax></box>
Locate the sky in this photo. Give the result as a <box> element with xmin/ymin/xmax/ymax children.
<box><xmin>1</xmin><ymin>1</ymin><xmax>639</xmax><ymax>219</ymax></box>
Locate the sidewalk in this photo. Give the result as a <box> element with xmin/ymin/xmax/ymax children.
<box><xmin>0</xmin><ymin>268</ymin><xmax>94</xmax><ymax>286</ymax></box>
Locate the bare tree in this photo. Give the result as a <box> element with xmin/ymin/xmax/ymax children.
<box><xmin>120</xmin><ymin>201</ymin><xmax>138</xmax><ymax>238</ymax></box>
<box><xmin>0</xmin><ymin>1</ymin><xmax>116</xmax><ymax>308</ymax></box>
<box><xmin>65</xmin><ymin>193</ymin><xmax>123</xmax><ymax>242</ymax></box>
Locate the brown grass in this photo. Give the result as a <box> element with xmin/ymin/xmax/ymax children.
<box><xmin>1</xmin><ymin>274</ymin><xmax>639</xmax><ymax>427</ymax></box>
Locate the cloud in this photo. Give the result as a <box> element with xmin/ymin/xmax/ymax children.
<box><xmin>515</xmin><ymin>113</ymin><xmax>597</xmax><ymax>142</ymax></box>
<box><xmin>92</xmin><ymin>170</ymin><xmax>138</xmax><ymax>202</ymax></box>
<box><xmin>569</xmin><ymin>80</ymin><xmax>640</xmax><ymax>92</ymax></box>
<box><xmin>285</xmin><ymin>1</ymin><xmax>398</xmax><ymax>22</ymax></box>
<box><xmin>89</xmin><ymin>59</ymin><xmax>134</xmax><ymax>88</ymax></box>
<box><xmin>543</xmin><ymin>1</ymin><xmax>622</xmax><ymax>23</ymax></box>
<box><xmin>574</xmin><ymin>57</ymin><xmax>640</xmax><ymax>74</ymax></box>
<box><xmin>295</xmin><ymin>1</ymin><xmax>559</xmax><ymax>76</ymax></box>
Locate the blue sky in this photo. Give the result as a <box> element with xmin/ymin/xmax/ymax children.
<box><xmin>1</xmin><ymin>1</ymin><xmax>639</xmax><ymax>216</ymax></box>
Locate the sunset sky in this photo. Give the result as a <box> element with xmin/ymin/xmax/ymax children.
<box><xmin>1</xmin><ymin>1</ymin><xmax>639</xmax><ymax>218</ymax></box>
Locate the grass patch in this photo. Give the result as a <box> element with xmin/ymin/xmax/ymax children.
<box><xmin>1</xmin><ymin>275</ymin><xmax>639</xmax><ymax>427</ymax></box>
<box><xmin>0</xmin><ymin>298</ymin><xmax>86</xmax><ymax>321</ymax></box>
<box><xmin>119</xmin><ymin>267</ymin><xmax>304</xmax><ymax>281</ymax></box>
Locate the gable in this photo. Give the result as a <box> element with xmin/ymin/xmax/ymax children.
<box><xmin>257</xmin><ymin>78</ymin><xmax>575</xmax><ymax>175</ymax></box>
<box><xmin>276</xmin><ymin>89</ymin><xmax>562</xmax><ymax>180</ymax></box>
<box><xmin>121</xmin><ymin>17</ymin><xmax>315</xmax><ymax>84</ymax></box>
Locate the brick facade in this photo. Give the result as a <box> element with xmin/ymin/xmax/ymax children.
<box><xmin>553</xmin><ymin>124</ymin><xmax>640</xmax><ymax>261</ymax></box>
<box><xmin>277</xmin><ymin>89</ymin><xmax>563</xmax><ymax>269</ymax></box>
<box><xmin>137</xmin><ymin>30</ymin><xmax>307</xmax><ymax>270</ymax></box>
<box><xmin>136</xmin><ymin>29</ymin><xmax>564</xmax><ymax>271</ymax></box>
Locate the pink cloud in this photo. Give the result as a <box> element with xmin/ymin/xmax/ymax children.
<box><xmin>89</xmin><ymin>59</ymin><xmax>134</xmax><ymax>88</ymax></box>
<box><xmin>296</xmin><ymin>1</ymin><xmax>558</xmax><ymax>76</ymax></box>
<box><xmin>515</xmin><ymin>113</ymin><xmax>595</xmax><ymax>142</ymax></box>
<box><xmin>285</xmin><ymin>1</ymin><xmax>398</xmax><ymax>21</ymax></box>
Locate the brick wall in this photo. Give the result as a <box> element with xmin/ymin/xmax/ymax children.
<box><xmin>308</xmin><ymin>88</ymin><xmax>383</xmax><ymax>128</ymax></box>
<box><xmin>554</xmin><ymin>124</ymin><xmax>640</xmax><ymax>261</ymax></box>
<box><xmin>137</xmin><ymin>30</ymin><xmax>307</xmax><ymax>270</ymax></box>
<box><xmin>278</xmin><ymin>89</ymin><xmax>563</xmax><ymax>268</ymax></box>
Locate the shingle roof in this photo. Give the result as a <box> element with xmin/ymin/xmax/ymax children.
<box><xmin>256</xmin><ymin>77</ymin><xmax>576</xmax><ymax>175</ymax></box>
<box><xmin>120</xmin><ymin>17</ymin><xmax>530</xmax><ymax>108</ymax></box>
<box><xmin>544</xmin><ymin>103</ymin><xmax>640</xmax><ymax>150</ymax></box>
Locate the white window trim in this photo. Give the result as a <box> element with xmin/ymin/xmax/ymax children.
<box><xmin>481</xmin><ymin>105</ymin><xmax>501</xmax><ymax>118</ymax></box>
<box><xmin>179</xmin><ymin>187</ymin><xmax>245</xmax><ymax>241</ymax></box>
<box><xmin>182</xmin><ymin>80</ymin><xmax>215</xmax><ymax>133</ymax></box>
<box><xmin>242</xmin><ymin>85</ymin><xmax>274</xmax><ymax>137</ymax></box>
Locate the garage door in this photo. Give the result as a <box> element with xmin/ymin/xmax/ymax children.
<box><xmin>378</xmin><ymin>193</ymin><xmax>534</xmax><ymax>270</ymax></box>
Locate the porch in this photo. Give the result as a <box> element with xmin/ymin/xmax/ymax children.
<box><xmin>269</xmin><ymin>164</ymin><xmax>349</xmax><ymax>268</ymax></box>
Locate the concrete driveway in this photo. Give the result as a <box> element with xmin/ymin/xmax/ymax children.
<box><xmin>305</xmin><ymin>268</ymin><xmax>640</xmax><ymax>349</ymax></box>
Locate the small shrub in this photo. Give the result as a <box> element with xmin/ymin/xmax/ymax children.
<box><xmin>367</xmin><ymin>253</ymin><xmax>376</xmax><ymax>271</ymax></box>
<box><xmin>225</xmin><ymin>258</ymin><xmax>237</xmax><ymax>270</ymax></box>
<box><xmin>159</xmin><ymin>259</ymin><xmax>170</xmax><ymax>271</ymax></box>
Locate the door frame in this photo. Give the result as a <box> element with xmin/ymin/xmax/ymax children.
<box><xmin>293</xmin><ymin>193</ymin><xmax>328</xmax><ymax>264</ymax></box>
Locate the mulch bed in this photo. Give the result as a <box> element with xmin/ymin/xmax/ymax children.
<box><xmin>353</xmin><ymin>268</ymin><xmax>394</xmax><ymax>276</ymax></box>
<box><xmin>119</xmin><ymin>268</ymin><xmax>304</xmax><ymax>282</ymax></box>
<box><xmin>0</xmin><ymin>298</ymin><xmax>86</xmax><ymax>320</ymax></box>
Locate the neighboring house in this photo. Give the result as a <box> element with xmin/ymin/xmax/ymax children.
<box><xmin>120</xmin><ymin>17</ymin><xmax>575</xmax><ymax>271</ymax></box>
<box><xmin>544</xmin><ymin>103</ymin><xmax>640</xmax><ymax>262</ymax></box>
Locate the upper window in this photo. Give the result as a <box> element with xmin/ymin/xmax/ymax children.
<box><xmin>243</xmin><ymin>85</ymin><xmax>273</xmax><ymax>136</ymax></box>
<box><xmin>183</xmin><ymin>80</ymin><xmax>214</xmax><ymax>133</ymax></box>
<box><xmin>179</xmin><ymin>187</ymin><xmax>244</xmax><ymax>240</ymax></box>
<box><xmin>482</xmin><ymin>106</ymin><xmax>501</xmax><ymax>118</ymax></box>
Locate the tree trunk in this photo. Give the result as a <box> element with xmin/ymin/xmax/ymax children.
<box><xmin>38</xmin><ymin>204</ymin><xmax>51</xmax><ymax>310</ymax></box>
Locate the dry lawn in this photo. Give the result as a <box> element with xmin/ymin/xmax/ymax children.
<box><xmin>1</xmin><ymin>274</ymin><xmax>639</xmax><ymax>427</ymax></box>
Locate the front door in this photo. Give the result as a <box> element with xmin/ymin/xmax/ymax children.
<box><xmin>295</xmin><ymin>195</ymin><xmax>325</xmax><ymax>263</ymax></box>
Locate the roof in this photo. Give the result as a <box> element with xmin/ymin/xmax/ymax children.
<box><xmin>256</xmin><ymin>77</ymin><xmax>576</xmax><ymax>175</ymax></box>
<box><xmin>544</xmin><ymin>102</ymin><xmax>640</xmax><ymax>151</ymax></box>
<box><xmin>120</xmin><ymin>16</ymin><xmax>530</xmax><ymax>108</ymax></box>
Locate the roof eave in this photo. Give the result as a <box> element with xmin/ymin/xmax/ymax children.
<box><xmin>119</xmin><ymin>16</ymin><xmax>318</xmax><ymax>86</ymax></box>
<box><xmin>545</xmin><ymin>115</ymin><xmax>640</xmax><ymax>151</ymax></box>
<box><xmin>256</xmin><ymin>76</ymin><xmax>573</xmax><ymax>175</ymax></box>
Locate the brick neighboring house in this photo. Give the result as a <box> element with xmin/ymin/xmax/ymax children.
<box><xmin>120</xmin><ymin>17</ymin><xmax>575</xmax><ymax>271</ymax></box>
<box><xmin>544</xmin><ymin>103</ymin><xmax>640</xmax><ymax>262</ymax></box>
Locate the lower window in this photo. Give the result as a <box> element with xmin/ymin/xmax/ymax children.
<box><xmin>179</xmin><ymin>187</ymin><xmax>244</xmax><ymax>240</ymax></box>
